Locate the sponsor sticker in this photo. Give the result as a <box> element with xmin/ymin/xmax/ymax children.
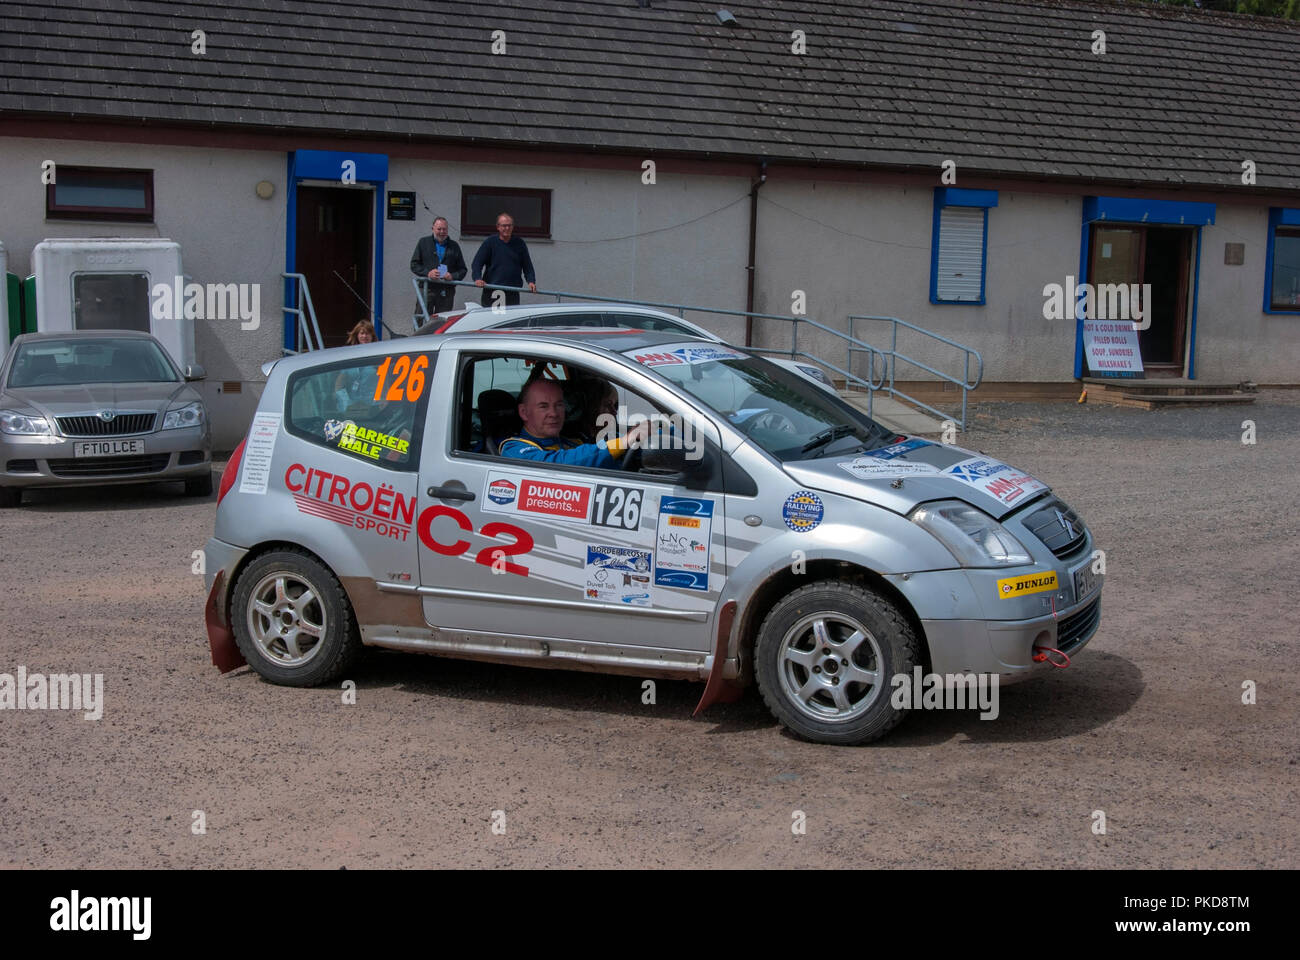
<box><xmin>336</xmin><ymin>422</ymin><xmax>411</xmax><ymax>462</ymax></box>
<box><xmin>782</xmin><ymin>490</ymin><xmax>824</xmax><ymax>532</ymax></box>
<box><xmin>838</xmin><ymin>458</ymin><xmax>942</xmax><ymax>480</ymax></box>
<box><xmin>946</xmin><ymin>457</ymin><xmax>1047</xmax><ymax>506</ymax></box>
<box><xmin>486</xmin><ymin>478</ymin><xmax>517</xmax><ymax>505</ymax></box>
<box><xmin>284</xmin><ymin>462</ymin><xmax>416</xmax><ymax>541</ymax></box>
<box><xmin>482</xmin><ymin>473</ymin><xmax>593</xmax><ymax>524</ymax></box>
<box><xmin>323</xmin><ymin>418</ymin><xmax>353</xmax><ymax>442</ymax></box>
<box><xmin>996</xmin><ymin>571</ymin><xmax>1058</xmax><ymax>599</ymax></box>
<box><xmin>584</xmin><ymin>545</ymin><xmax>653</xmax><ymax>606</ymax></box>
<box><xmin>238</xmin><ymin>412</ymin><xmax>281</xmax><ymax>495</ymax></box>
<box><xmin>866</xmin><ymin>438</ymin><xmax>933</xmax><ymax>460</ymax></box>
<box><xmin>632</xmin><ymin>343</ymin><xmax>746</xmax><ymax>367</ymax></box>
<box><xmin>654</xmin><ymin>496</ymin><xmax>713</xmax><ymax>591</ymax></box>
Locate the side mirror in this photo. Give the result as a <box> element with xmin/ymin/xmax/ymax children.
<box><xmin>183</xmin><ymin>364</ymin><xmax>206</xmax><ymax>381</ymax></box>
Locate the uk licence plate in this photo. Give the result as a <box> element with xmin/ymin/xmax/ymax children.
<box><xmin>74</xmin><ymin>439</ymin><xmax>144</xmax><ymax>457</ymax></box>
<box><xmin>1072</xmin><ymin>561</ymin><xmax>1100</xmax><ymax>605</ymax></box>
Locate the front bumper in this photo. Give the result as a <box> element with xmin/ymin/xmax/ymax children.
<box><xmin>0</xmin><ymin>426</ymin><xmax>211</xmax><ymax>489</ymax></box>
<box><xmin>921</xmin><ymin>595</ymin><xmax>1102</xmax><ymax>683</ymax></box>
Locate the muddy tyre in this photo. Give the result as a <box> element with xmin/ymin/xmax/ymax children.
<box><xmin>231</xmin><ymin>549</ymin><xmax>361</xmax><ymax>687</ymax></box>
<box><xmin>754</xmin><ymin>580</ymin><xmax>919</xmax><ymax>745</ymax></box>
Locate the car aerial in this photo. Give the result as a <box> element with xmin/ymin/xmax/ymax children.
<box><xmin>0</xmin><ymin>330</ymin><xmax>213</xmax><ymax>507</ymax></box>
<box><xmin>203</xmin><ymin>326</ymin><xmax>1103</xmax><ymax>745</ymax></box>
<box><xmin>422</xmin><ymin>301</ymin><xmax>840</xmax><ymax>392</ymax></box>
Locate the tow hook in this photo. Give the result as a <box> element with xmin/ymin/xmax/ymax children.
<box><xmin>1032</xmin><ymin>645</ymin><xmax>1070</xmax><ymax>668</ymax></box>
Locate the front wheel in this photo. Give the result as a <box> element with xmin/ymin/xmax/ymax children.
<box><xmin>230</xmin><ymin>549</ymin><xmax>361</xmax><ymax>686</ymax></box>
<box><xmin>184</xmin><ymin>471</ymin><xmax>214</xmax><ymax>497</ymax></box>
<box><xmin>0</xmin><ymin>487</ymin><xmax>22</xmax><ymax>508</ymax></box>
<box><xmin>754</xmin><ymin>581</ymin><xmax>919</xmax><ymax>745</ymax></box>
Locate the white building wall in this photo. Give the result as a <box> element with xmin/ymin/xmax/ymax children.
<box><xmin>1</xmin><ymin>134</ymin><xmax>1296</xmax><ymax>452</ymax></box>
<box><xmin>0</xmin><ymin>136</ymin><xmax>284</xmax><ymax>446</ymax></box>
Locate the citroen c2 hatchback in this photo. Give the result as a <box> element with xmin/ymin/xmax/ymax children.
<box><xmin>203</xmin><ymin>326</ymin><xmax>1103</xmax><ymax>744</ymax></box>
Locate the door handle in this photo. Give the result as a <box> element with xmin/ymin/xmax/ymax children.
<box><xmin>428</xmin><ymin>484</ymin><xmax>475</xmax><ymax>502</ymax></box>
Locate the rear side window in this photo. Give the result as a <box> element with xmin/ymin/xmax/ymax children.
<box><xmin>285</xmin><ymin>352</ymin><xmax>436</xmax><ymax>471</ymax></box>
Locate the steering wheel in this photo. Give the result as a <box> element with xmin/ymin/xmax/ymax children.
<box><xmin>747</xmin><ymin>411</ymin><xmax>798</xmax><ymax>435</ymax></box>
<box><xmin>620</xmin><ymin>446</ymin><xmax>644</xmax><ymax>472</ymax></box>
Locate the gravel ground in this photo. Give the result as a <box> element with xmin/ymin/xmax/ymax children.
<box><xmin>1</xmin><ymin>391</ymin><xmax>1296</xmax><ymax>869</ymax></box>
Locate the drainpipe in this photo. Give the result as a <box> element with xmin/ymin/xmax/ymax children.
<box><xmin>745</xmin><ymin>159</ymin><xmax>767</xmax><ymax>346</ymax></box>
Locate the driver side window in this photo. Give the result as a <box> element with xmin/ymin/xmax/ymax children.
<box><xmin>454</xmin><ymin>352</ymin><xmax>706</xmax><ymax>479</ymax></box>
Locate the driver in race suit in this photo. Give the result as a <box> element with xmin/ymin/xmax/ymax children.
<box><xmin>500</xmin><ymin>378</ymin><xmax>647</xmax><ymax>468</ymax></box>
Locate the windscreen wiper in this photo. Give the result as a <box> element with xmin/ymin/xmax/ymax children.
<box><xmin>800</xmin><ymin>423</ymin><xmax>858</xmax><ymax>454</ymax></box>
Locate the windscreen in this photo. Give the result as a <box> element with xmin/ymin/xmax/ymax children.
<box><xmin>625</xmin><ymin>342</ymin><xmax>890</xmax><ymax>461</ymax></box>
<box><xmin>9</xmin><ymin>338</ymin><xmax>179</xmax><ymax>388</ymax></box>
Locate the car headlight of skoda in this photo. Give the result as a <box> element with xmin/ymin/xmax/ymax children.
<box><xmin>909</xmin><ymin>499</ymin><xmax>1032</xmax><ymax>567</ymax></box>
<box><xmin>0</xmin><ymin>410</ymin><xmax>52</xmax><ymax>435</ymax></box>
<box><xmin>161</xmin><ymin>402</ymin><xmax>206</xmax><ymax>430</ymax></box>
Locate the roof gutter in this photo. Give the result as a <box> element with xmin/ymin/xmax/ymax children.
<box><xmin>744</xmin><ymin>159</ymin><xmax>767</xmax><ymax>346</ymax></box>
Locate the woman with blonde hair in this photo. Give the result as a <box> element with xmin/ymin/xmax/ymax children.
<box><xmin>345</xmin><ymin>320</ymin><xmax>376</xmax><ymax>346</ymax></box>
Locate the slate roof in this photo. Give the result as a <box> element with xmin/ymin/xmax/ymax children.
<box><xmin>2</xmin><ymin>0</ymin><xmax>1298</xmax><ymax>191</ymax></box>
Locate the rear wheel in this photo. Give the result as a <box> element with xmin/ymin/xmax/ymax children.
<box><xmin>754</xmin><ymin>580</ymin><xmax>918</xmax><ymax>745</ymax></box>
<box><xmin>184</xmin><ymin>472</ymin><xmax>214</xmax><ymax>497</ymax></box>
<box><xmin>230</xmin><ymin>549</ymin><xmax>361</xmax><ymax>686</ymax></box>
<box><xmin>0</xmin><ymin>487</ymin><xmax>22</xmax><ymax>508</ymax></box>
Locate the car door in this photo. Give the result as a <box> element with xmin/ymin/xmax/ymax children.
<box><xmin>414</xmin><ymin>341</ymin><xmax>725</xmax><ymax>658</ymax></box>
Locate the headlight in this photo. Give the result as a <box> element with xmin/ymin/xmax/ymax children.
<box><xmin>0</xmin><ymin>410</ymin><xmax>52</xmax><ymax>435</ymax></box>
<box><xmin>161</xmin><ymin>402</ymin><xmax>206</xmax><ymax>430</ymax></box>
<box><xmin>910</xmin><ymin>499</ymin><xmax>1032</xmax><ymax>567</ymax></box>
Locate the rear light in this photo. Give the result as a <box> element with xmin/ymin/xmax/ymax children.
<box><xmin>217</xmin><ymin>437</ymin><xmax>247</xmax><ymax>506</ymax></box>
<box><xmin>433</xmin><ymin>313</ymin><xmax>466</xmax><ymax>334</ymax></box>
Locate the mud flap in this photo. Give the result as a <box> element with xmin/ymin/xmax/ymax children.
<box><xmin>205</xmin><ymin>570</ymin><xmax>246</xmax><ymax>673</ymax></box>
<box><xmin>693</xmin><ymin>599</ymin><xmax>745</xmax><ymax>715</ymax></box>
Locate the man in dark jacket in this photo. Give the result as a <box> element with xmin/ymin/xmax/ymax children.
<box><xmin>472</xmin><ymin>212</ymin><xmax>537</xmax><ymax>308</ymax></box>
<box><xmin>410</xmin><ymin>216</ymin><xmax>468</xmax><ymax>321</ymax></box>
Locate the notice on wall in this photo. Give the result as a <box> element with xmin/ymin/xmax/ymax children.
<box><xmin>1082</xmin><ymin>319</ymin><xmax>1144</xmax><ymax>375</ymax></box>
<box><xmin>238</xmin><ymin>412</ymin><xmax>281</xmax><ymax>495</ymax></box>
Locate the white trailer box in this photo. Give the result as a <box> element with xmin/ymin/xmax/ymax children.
<box><xmin>32</xmin><ymin>238</ymin><xmax>194</xmax><ymax>369</ymax></box>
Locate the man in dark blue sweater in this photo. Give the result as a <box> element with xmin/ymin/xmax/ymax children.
<box><xmin>472</xmin><ymin>212</ymin><xmax>537</xmax><ymax>308</ymax></box>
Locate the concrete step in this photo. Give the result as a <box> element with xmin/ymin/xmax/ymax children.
<box><xmin>1116</xmin><ymin>392</ymin><xmax>1256</xmax><ymax>410</ymax></box>
<box><xmin>839</xmin><ymin>391</ymin><xmax>946</xmax><ymax>435</ymax></box>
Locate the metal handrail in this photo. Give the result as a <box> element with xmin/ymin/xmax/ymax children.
<box><xmin>847</xmin><ymin>314</ymin><xmax>984</xmax><ymax>431</ymax></box>
<box><xmin>409</xmin><ymin>276</ymin><xmax>889</xmax><ymax>395</ymax></box>
<box><xmin>282</xmin><ymin>272</ymin><xmax>325</xmax><ymax>353</ymax></box>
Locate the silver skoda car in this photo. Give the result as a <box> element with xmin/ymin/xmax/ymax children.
<box><xmin>203</xmin><ymin>328</ymin><xmax>1103</xmax><ymax>744</ymax></box>
<box><xmin>0</xmin><ymin>331</ymin><xmax>213</xmax><ymax>506</ymax></box>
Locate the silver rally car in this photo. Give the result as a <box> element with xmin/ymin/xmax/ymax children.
<box><xmin>204</xmin><ymin>328</ymin><xmax>1103</xmax><ymax>744</ymax></box>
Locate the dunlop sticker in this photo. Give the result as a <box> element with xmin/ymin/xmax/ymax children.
<box><xmin>996</xmin><ymin>571</ymin><xmax>1058</xmax><ymax>599</ymax></box>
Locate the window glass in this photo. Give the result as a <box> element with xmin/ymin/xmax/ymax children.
<box><xmin>72</xmin><ymin>274</ymin><xmax>151</xmax><ymax>332</ymax></box>
<box><xmin>286</xmin><ymin>353</ymin><xmax>435</xmax><ymax>470</ymax></box>
<box><xmin>47</xmin><ymin>167</ymin><xmax>154</xmax><ymax>222</ymax></box>
<box><xmin>1270</xmin><ymin>227</ymin><xmax>1300</xmax><ymax>308</ymax></box>
<box><xmin>627</xmin><ymin>342</ymin><xmax>891</xmax><ymax>462</ymax></box>
<box><xmin>608</xmin><ymin>313</ymin><xmax>701</xmax><ymax>336</ymax></box>
<box><xmin>9</xmin><ymin>337</ymin><xmax>177</xmax><ymax>387</ymax></box>
<box><xmin>461</xmin><ymin>186</ymin><xmax>551</xmax><ymax>238</ymax></box>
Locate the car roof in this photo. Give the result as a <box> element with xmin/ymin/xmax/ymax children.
<box><xmin>264</xmin><ymin>327</ymin><xmax>721</xmax><ymax>378</ymax></box>
<box><xmin>12</xmin><ymin>329</ymin><xmax>160</xmax><ymax>344</ymax></box>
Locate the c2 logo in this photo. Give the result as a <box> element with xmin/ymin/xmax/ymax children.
<box><xmin>417</xmin><ymin>505</ymin><xmax>533</xmax><ymax>577</ymax></box>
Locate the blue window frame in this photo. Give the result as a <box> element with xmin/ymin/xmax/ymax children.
<box><xmin>930</xmin><ymin>188</ymin><xmax>997</xmax><ymax>305</ymax></box>
<box><xmin>1264</xmin><ymin>208</ymin><xmax>1300</xmax><ymax>313</ymax></box>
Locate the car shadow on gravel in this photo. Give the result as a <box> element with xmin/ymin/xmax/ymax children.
<box><xmin>15</xmin><ymin>478</ymin><xmax>214</xmax><ymax>512</ymax></box>
<box><xmin>319</xmin><ymin>649</ymin><xmax>777</xmax><ymax>729</ymax></box>
<box><xmin>269</xmin><ymin>647</ymin><xmax>1143</xmax><ymax>745</ymax></box>
<box><xmin>876</xmin><ymin>651</ymin><xmax>1144</xmax><ymax>747</ymax></box>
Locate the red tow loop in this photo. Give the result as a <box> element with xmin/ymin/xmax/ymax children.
<box><xmin>1032</xmin><ymin>646</ymin><xmax>1071</xmax><ymax>668</ymax></box>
